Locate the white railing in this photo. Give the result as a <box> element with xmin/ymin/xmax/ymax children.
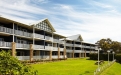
<box><xmin>52</xmin><ymin>55</ymin><xmax>58</xmax><ymax>59</ymax></box>
<box><xmin>16</xmin><ymin>43</ymin><xmax>30</xmax><ymax>49</ymax></box>
<box><xmin>74</xmin><ymin>50</ymin><xmax>81</xmax><ymax>53</ymax></box>
<box><xmin>0</xmin><ymin>26</ymin><xmax>13</xmax><ymax>34</ymax></box>
<box><xmin>60</xmin><ymin>55</ymin><xmax>64</xmax><ymax>58</ymax></box>
<box><xmin>45</xmin><ymin>36</ymin><xmax>53</xmax><ymax>41</ymax></box>
<box><xmin>66</xmin><ymin>49</ymin><xmax>73</xmax><ymax>52</ymax></box>
<box><xmin>59</xmin><ymin>40</ymin><xmax>64</xmax><ymax>44</ymax></box>
<box><xmin>53</xmin><ymin>47</ymin><xmax>58</xmax><ymax>51</ymax></box>
<box><xmin>74</xmin><ymin>44</ymin><xmax>81</xmax><ymax>47</ymax></box>
<box><xmin>0</xmin><ymin>41</ymin><xmax>11</xmax><ymax>48</ymax></box>
<box><xmin>15</xmin><ymin>30</ymin><xmax>32</xmax><ymax>37</ymax></box>
<box><xmin>66</xmin><ymin>43</ymin><xmax>73</xmax><ymax>46</ymax></box>
<box><xmin>16</xmin><ymin>56</ymin><xmax>30</xmax><ymax>60</ymax></box>
<box><xmin>34</xmin><ymin>45</ymin><xmax>44</xmax><ymax>50</ymax></box>
<box><xmin>60</xmin><ymin>48</ymin><xmax>64</xmax><ymax>51</ymax></box>
<box><xmin>53</xmin><ymin>39</ymin><xmax>59</xmax><ymax>43</ymax></box>
<box><xmin>34</xmin><ymin>33</ymin><xmax>44</xmax><ymax>39</ymax></box>
<box><xmin>85</xmin><ymin>46</ymin><xmax>90</xmax><ymax>48</ymax></box>
<box><xmin>45</xmin><ymin>46</ymin><xmax>53</xmax><ymax>50</ymax></box>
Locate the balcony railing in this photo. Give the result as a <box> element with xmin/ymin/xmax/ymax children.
<box><xmin>0</xmin><ymin>41</ymin><xmax>11</xmax><ymax>48</ymax></box>
<box><xmin>45</xmin><ymin>46</ymin><xmax>53</xmax><ymax>50</ymax></box>
<box><xmin>45</xmin><ymin>36</ymin><xmax>53</xmax><ymax>41</ymax></box>
<box><xmin>16</xmin><ymin>56</ymin><xmax>30</xmax><ymax>60</ymax></box>
<box><xmin>60</xmin><ymin>48</ymin><xmax>64</xmax><ymax>51</ymax></box>
<box><xmin>53</xmin><ymin>39</ymin><xmax>59</xmax><ymax>43</ymax></box>
<box><xmin>74</xmin><ymin>44</ymin><xmax>81</xmax><ymax>47</ymax></box>
<box><xmin>74</xmin><ymin>50</ymin><xmax>81</xmax><ymax>53</ymax></box>
<box><xmin>66</xmin><ymin>49</ymin><xmax>73</xmax><ymax>52</ymax></box>
<box><xmin>15</xmin><ymin>30</ymin><xmax>32</xmax><ymax>37</ymax></box>
<box><xmin>34</xmin><ymin>33</ymin><xmax>44</xmax><ymax>39</ymax></box>
<box><xmin>16</xmin><ymin>43</ymin><xmax>30</xmax><ymax>49</ymax></box>
<box><xmin>66</xmin><ymin>43</ymin><xmax>73</xmax><ymax>46</ymax></box>
<box><xmin>59</xmin><ymin>40</ymin><xmax>64</xmax><ymax>44</ymax></box>
<box><xmin>34</xmin><ymin>45</ymin><xmax>44</xmax><ymax>50</ymax></box>
<box><xmin>0</xmin><ymin>26</ymin><xmax>13</xmax><ymax>34</ymax></box>
<box><xmin>85</xmin><ymin>46</ymin><xmax>90</xmax><ymax>48</ymax></box>
<box><xmin>53</xmin><ymin>47</ymin><xmax>58</xmax><ymax>51</ymax></box>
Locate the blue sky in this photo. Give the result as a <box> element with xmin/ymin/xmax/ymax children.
<box><xmin>0</xmin><ymin>0</ymin><xmax>121</xmax><ymax>43</ymax></box>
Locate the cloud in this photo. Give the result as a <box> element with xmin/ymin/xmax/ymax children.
<box><xmin>0</xmin><ymin>0</ymin><xmax>121</xmax><ymax>43</ymax></box>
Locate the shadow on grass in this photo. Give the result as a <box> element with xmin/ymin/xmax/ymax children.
<box><xmin>79</xmin><ymin>71</ymin><xmax>91</xmax><ymax>75</ymax></box>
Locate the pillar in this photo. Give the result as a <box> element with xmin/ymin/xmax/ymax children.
<box><xmin>72</xmin><ymin>50</ymin><xmax>74</xmax><ymax>58</ymax></box>
<box><xmin>30</xmin><ymin>44</ymin><xmax>33</xmax><ymax>62</ymax></box>
<box><xmin>85</xmin><ymin>50</ymin><xmax>86</xmax><ymax>57</ymax></box>
<box><xmin>79</xmin><ymin>53</ymin><xmax>81</xmax><ymax>58</ymax></box>
<box><xmin>63</xmin><ymin>48</ymin><xmax>66</xmax><ymax>59</ymax></box>
<box><xmin>49</xmin><ymin>50</ymin><xmax>52</xmax><ymax>60</ymax></box>
<box><xmin>12</xmin><ymin>42</ymin><xmax>16</xmax><ymax>57</ymax></box>
<box><xmin>58</xmin><ymin>47</ymin><xmax>60</xmax><ymax>59</ymax></box>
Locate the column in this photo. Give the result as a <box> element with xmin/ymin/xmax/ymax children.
<box><xmin>85</xmin><ymin>50</ymin><xmax>86</xmax><ymax>57</ymax></box>
<box><xmin>79</xmin><ymin>53</ymin><xmax>81</xmax><ymax>58</ymax></box>
<box><xmin>12</xmin><ymin>42</ymin><xmax>16</xmax><ymax>57</ymax></box>
<box><xmin>30</xmin><ymin>44</ymin><xmax>33</xmax><ymax>62</ymax></box>
<box><xmin>49</xmin><ymin>50</ymin><xmax>52</xmax><ymax>60</ymax></box>
<box><xmin>72</xmin><ymin>50</ymin><xmax>74</xmax><ymax>58</ymax></box>
<box><xmin>58</xmin><ymin>47</ymin><xmax>60</xmax><ymax>59</ymax></box>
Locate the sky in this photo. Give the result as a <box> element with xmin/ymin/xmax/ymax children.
<box><xmin>0</xmin><ymin>0</ymin><xmax>121</xmax><ymax>43</ymax></box>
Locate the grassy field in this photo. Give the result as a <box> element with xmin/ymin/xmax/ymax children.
<box><xmin>100</xmin><ymin>62</ymin><xmax>121</xmax><ymax>75</ymax></box>
<box><xmin>32</xmin><ymin>58</ymin><xmax>107</xmax><ymax>75</ymax></box>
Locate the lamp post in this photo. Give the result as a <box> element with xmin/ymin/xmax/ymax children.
<box><xmin>98</xmin><ymin>48</ymin><xmax>101</xmax><ymax>72</ymax></box>
<box><xmin>107</xmin><ymin>50</ymin><xmax>110</xmax><ymax>63</ymax></box>
<box><xmin>112</xmin><ymin>51</ymin><xmax>115</xmax><ymax>61</ymax></box>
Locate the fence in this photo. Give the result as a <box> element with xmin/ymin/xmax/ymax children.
<box><xmin>94</xmin><ymin>60</ymin><xmax>116</xmax><ymax>75</ymax></box>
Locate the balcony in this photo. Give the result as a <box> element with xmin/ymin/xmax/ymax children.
<box><xmin>66</xmin><ymin>43</ymin><xmax>73</xmax><ymax>47</ymax></box>
<box><xmin>66</xmin><ymin>49</ymin><xmax>73</xmax><ymax>53</ymax></box>
<box><xmin>16</xmin><ymin>43</ymin><xmax>30</xmax><ymax>49</ymax></box>
<box><xmin>0</xmin><ymin>26</ymin><xmax>12</xmax><ymax>35</ymax></box>
<box><xmin>0</xmin><ymin>41</ymin><xmax>11</xmax><ymax>48</ymax></box>
<box><xmin>45</xmin><ymin>46</ymin><xmax>53</xmax><ymax>50</ymax></box>
<box><xmin>53</xmin><ymin>39</ymin><xmax>59</xmax><ymax>43</ymax></box>
<box><xmin>59</xmin><ymin>40</ymin><xmax>64</xmax><ymax>44</ymax></box>
<box><xmin>34</xmin><ymin>45</ymin><xmax>44</xmax><ymax>50</ymax></box>
<box><xmin>74</xmin><ymin>44</ymin><xmax>81</xmax><ymax>47</ymax></box>
<box><xmin>45</xmin><ymin>36</ymin><xmax>53</xmax><ymax>41</ymax></box>
<box><xmin>53</xmin><ymin>47</ymin><xmax>58</xmax><ymax>51</ymax></box>
<box><xmin>85</xmin><ymin>46</ymin><xmax>90</xmax><ymax>48</ymax></box>
<box><xmin>34</xmin><ymin>33</ymin><xmax>44</xmax><ymax>39</ymax></box>
<box><xmin>15</xmin><ymin>30</ymin><xmax>32</xmax><ymax>38</ymax></box>
<box><xmin>74</xmin><ymin>50</ymin><xmax>81</xmax><ymax>53</ymax></box>
<box><xmin>16</xmin><ymin>56</ymin><xmax>30</xmax><ymax>60</ymax></box>
<box><xmin>60</xmin><ymin>48</ymin><xmax>64</xmax><ymax>51</ymax></box>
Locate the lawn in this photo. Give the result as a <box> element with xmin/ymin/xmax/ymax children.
<box><xmin>100</xmin><ymin>62</ymin><xmax>121</xmax><ymax>75</ymax></box>
<box><xmin>32</xmin><ymin>58</ymin><xmax>107</xmax><ymax>75</ymax></box>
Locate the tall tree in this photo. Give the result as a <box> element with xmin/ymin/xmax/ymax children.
<box><xmin>95</xmin><ymin>38</ymin><xmax>112</xmax><ymax>52</ymax></box>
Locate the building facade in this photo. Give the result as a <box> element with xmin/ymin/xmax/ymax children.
<box><xmin>0</xmin><ymin>16</ymin><xmax>97</xmax><ymax>61</ymax></box>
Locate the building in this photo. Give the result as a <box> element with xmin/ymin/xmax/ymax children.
<box><xmin>65</xmin><ymin>34</ymin><xmax>97</xmax><ymax>58</ymax></box>
<box><xmin>0</xmin><ymin>16</ymin><xmax>97</xmax><ymax>61</ymax></box>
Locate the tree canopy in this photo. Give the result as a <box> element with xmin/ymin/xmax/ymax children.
<box><xmin>95</xmin><ymin>38</ymin><xmax>121</xmax><ymax>53</ymax></box>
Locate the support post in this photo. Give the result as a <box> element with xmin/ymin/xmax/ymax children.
<box><xmin>30</xmin><ymin>44</ymin><xmax>33</xmax><ymax>62</ymax></box>
<box><xmin>85</xmin><ymin>50</ymin><xmax>86</xmax><ymax>57</ymax></box>
<box><xmin>12</xmin><ymin>42</ymin><xmax>16</xmax><ymax>57</ymax></box>
<box><xmin>72</xmin><ymin>50</ymin><xmax>74</xmax><ymax>58</ymax></box>
<box><xmin>58</xmin><ymin>47</ymin><xmax>60</xmax><ymax>59</ymax></box>
<box><xmin>49</xmin><ymin>50</ymin><xmax>52</xmax><ymax>60</ymax></box>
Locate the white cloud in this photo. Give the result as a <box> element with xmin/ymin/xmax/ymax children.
<box><xmin>0</xmin><ymin>0</ymin><xmax>121</xmax><ymax>43</ymax></box>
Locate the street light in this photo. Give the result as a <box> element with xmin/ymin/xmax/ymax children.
<box><xmin>107</xmin><ymin>50</ymin><xmax>110</xmax><ymax>63</ymax></box>
<box><xmin>112</xmin><ymin>51</ymin><xmax>115</xmax><ymax>61</ymax></box>
<box><xmin>97</xmin><ymin>48</ymin><xmax>101</xmax><ymax>72</ymax></box>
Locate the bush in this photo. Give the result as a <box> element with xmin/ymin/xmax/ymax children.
<box><xmin>0</xmin><ymin>50</ymin><xmax>38</xmax><ymax>75</ymax></box>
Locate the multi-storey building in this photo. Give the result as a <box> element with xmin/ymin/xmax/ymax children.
<box><xmin>65</xmin><ymin>34</ymin><xmax>97</xmax><ymax>58</ymax></box>
<box><xmin>0</xmin><ymin>16</ymin><xmax>97</xmax><ymax>61</ymax></box>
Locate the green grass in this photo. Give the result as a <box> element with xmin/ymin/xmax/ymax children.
<box><xmin>32</xmin><ymin>58</ymin><xmax>107</xmax><ymax>75</ymax></box>
<box><xmin>100</xmin><ymin>62</ymin><xmax>121</xmax><ymax>75</ymax></box>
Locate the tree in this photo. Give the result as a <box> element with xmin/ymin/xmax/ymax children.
<box><xmin>0</xmin><ymin>50</ymin><xmax>38</xmax><ymax>75</ymax></box>
<box><xmin>111</xmin><ymin>41</ymin><xmax>121</xmax><ymax>53</ymax></box>
<box><xmin>95</xmin><ymin>38</ymin><xmax>112</xmax><ymax>52</ymax></box>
